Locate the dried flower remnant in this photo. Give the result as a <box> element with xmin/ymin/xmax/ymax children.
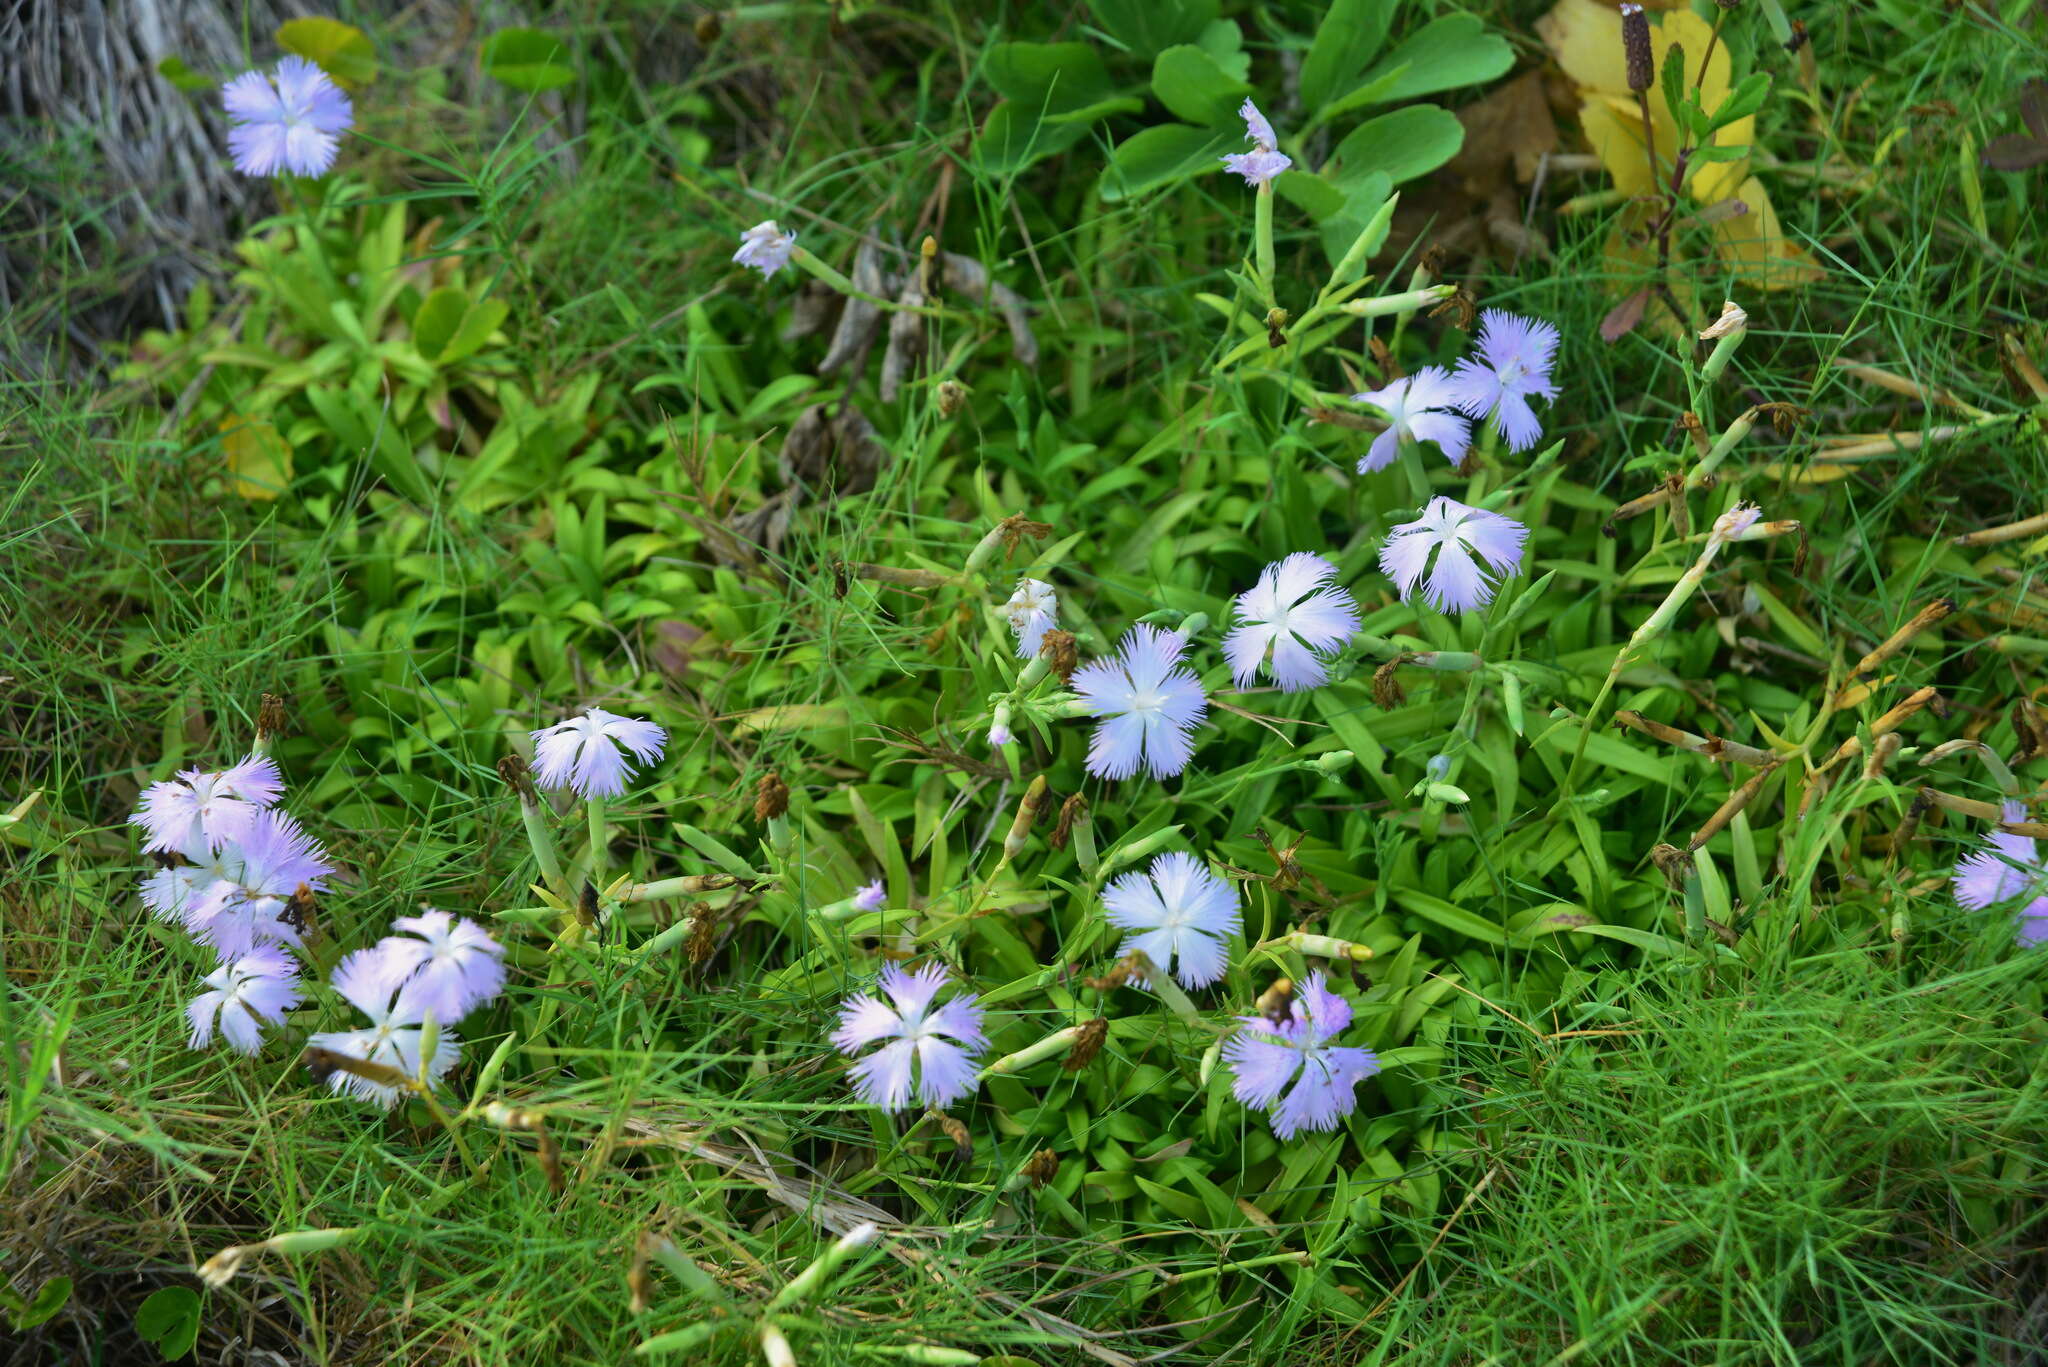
<box><xmin>1062</xmin><ymin>1017</ymin><xmax>1109</xmax><ymax>1073</ymax></box>
<box><xmin>186</xmin><ymin>947</ymin><xmax>302</xmax><ymax>1055</ymax></box>
<box><xmin>1379</xmin><ymin>497</ymin><xmax>1530</xmax><ymax>614</ymax></box>
<box><xmin>1005</xmin><ymin>578</ymin><xmax>1059</xmax><ymax>659</ymax></box>
<box><xmin>733</xmin><ymin>220</ymin><xmax>798</xmax><ymax>278</ymax></box>
<box><xmin>1222</xmin><ymin>99</ymin><xmax>1292</xmax><ymax>186</ymax></box>
<box><xmin>754</xmin><ymin>771</ymin><xmax>791</xmax><ymax>822</ymax></box>
<box><xmin>1223</xmin><ymin>972</ymin><xmax>1380</xmax><ymax>1139</ymax></box>
<box><xmin>1223</xmin><ymin>553</ymin><xmax>1362</xmax><ymax>693</ymax></box>
<box><xmin>1070</xmin><ymin>625</ymin><xmax>1209</xmax><ymax>780</ymax></box>
<box><xmin>220</xmin><ymin>57</ymin><xmax>353</xmax><ymax>178</ymax></box>
<box><xmin>830</xmin><ymin>963</ymin><xmax>987</xmax><ymax>1111</ymax></box>
<box><xmin>1353</xmin><ymin>367</ymin><xmax>1474</xmax><ymax>472</ymax></box>
<box><xmin>1101</xmin><ymin>852</ymin><xmax>1242</xmax><ymax>990</ymax></box>
<box><xmin>1040</xmin><ymin>629</ymin><xmax>1079</xmax><ymax>683</ymax></box>
<box><xmin>1448</xmin><ymin>310</ymin><xmax>1561</xmax><ymax>452</ymax></box>
<box><xmin>530</xmin><ymin>708</ymin><xmax>667</xmax><ymax>799</ymax></box>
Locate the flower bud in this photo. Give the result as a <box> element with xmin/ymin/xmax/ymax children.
<box><xmin>1621</xmin><ymin>4</ymin><xmax>1653</xmax><ymax>93</ymax></box>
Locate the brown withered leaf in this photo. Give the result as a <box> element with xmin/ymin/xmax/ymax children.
<box><xmin>1384</xmin><ymin>71</ymin><xmax>1557</xmax><ymax>267</ymax></box>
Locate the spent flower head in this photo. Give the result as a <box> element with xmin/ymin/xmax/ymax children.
<box><xmin>1953</xmin><ymin>802</ymin><xmax>2048</xmax><ymax>948</ymax></box>
<box><xmin>1223</xmin><ymin>553</ymin><xmax>1361</xmax><ymax>693</ymax></box>
<box><xmin>220</xmin><ymin>56</ymin><xmax>354</xmax><ymax>178</ymax></box>
<box><xmin>1223</xmin><ymin>971</ymin><xmax>1380</xmax><ymax>1138</ymax></box>
<box><xmin>830</xmin><ymin>963</ymin><xmax>987</xmax><ymax>1111</ymax></box>
<box><xmin>530</xmin><ymin>707</ymin><xmax>668</xmax><ymax>798</ymax></box>
<box><xmin>1101</xmin><ymin>852</ymin><xmax>1241</xmax><ymax>989</ymax></box>
<box><xmin>131</xmin><ymin>753</ymin><xmax>283</xmax><ymax>854</ymax></box>
<box><xmin>1005</xmin><ymin>578</ymin><xmax>1059</xmax><ymax>660</ymax></box>
<box><xmin>1222</xmin><ymin>98</ymin><xmax>1292</xmax><ymax>186</ymax></box>
<box><xmin>186</xmin><ymin>947</ymin><xmax>302</xmax><ymax>1055</ymax></box>
<box><xmin>734</xmin><ymin>220</ymin><xmax>798</xmax><ymax>278</ymax></box>
<box><xmin>373</xmin><ymin>909</ymin><xmax>507</xmax><ymax>1024</ymax></box>
<box><xmin>307</xmin><ymin>946</ymin><xmax>462</xmax><ymax>1109</ymax></box>
<box><xmin>1449</xmin><ymin>309</ymin><xmax>1561</xmax><ymax>452</ymax></box>
<box><xmin>1070</xmin><ymin>625</ymin><xmax>1208</xmax><ymax>780</ymax></box>
<box><xmin>1353</xmin><ymin>366</ymin><xmax>1473</xmax><ymax>473</ymax></box>
<box><xmin>1379</xmin><ymin>496</ymin><xmax>1529</xmax><ymax>615</ymax></box>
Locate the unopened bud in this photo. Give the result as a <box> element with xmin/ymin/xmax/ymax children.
<box><xmin>1621</xmin><ymin>4</ymin><xmax>1653</xmax><ymax>93</ymax></box>
<box><xmin>1002</xmin><ymin>775</ymin><xmax>1049</xmax><ymax>861</ymax></box>
<box><xmin>1307</xmin><ymin>749</ymin><xmax>1354</xmax><ymax>778</ymax></box>
<box><xmin>935</xmin><ymin>379</ymin><xmax>970</xmax><ymax>417</ymax></box>
<box><xmin>989</xmin><ymin>700</ymin><xmax>1014</xmax><ymax>750</ymax></box>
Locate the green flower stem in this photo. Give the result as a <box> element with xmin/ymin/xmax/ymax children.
<box><xmin>791</xmin><ymin>247</ymin><xmax>959</xmax><ymax>320</ymax></box>
<box><xmin>1253</xmin><ymin>183</ymin><xmax>1277</xmax><ymax>307</ymax></box>
<box><xmin>1339</xmin><ymin>284</ymin><xmax>1457</xmax><ymax>319</ymax></box>
<box><xmin>1159</xmin><ymin>1250</ymin><xmax>1311</xmax><ymax>1289</ymax></box>
<box><xmin>764</xmin><ymin>1222</ymin><xmax>879</xmax><ymax>1313</ymax></box>
<box><xmin>519</xmin><ymin>798</ymin><xmax>571</xmax><ymax>901</ymax></box>
<box><xmin>979</xmin><ymin>1023</ymin><xmax>1093</xmax><ymax>1079</ymax></box>
<box><xmin>586</xmin><ymin>798</ymin><xmax>607</xmax><ymax>891</ymax></box>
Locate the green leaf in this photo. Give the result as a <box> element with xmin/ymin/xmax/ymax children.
<box><xmin>1150</xmin><ymin>44</ymin><xmax>1251</xmax><ymax>126</ymax></box>
<box><xmin>1711</xmin><ymin>72</ymin><xmax>1772</xmax><ymax>131</ymax></box>
<box><xmin>1301</xmin><ymin>0</ymin><xmax>1395</xmax><ymax>114</ymax></box>
<box><xmin>481</xmin><ymin>27</ymin><xmax>576</xmax><ymax>92</ymax></box>
<box><xmin>1310</xmin><ymin>65</ymin><xmax>1411</xmax><ymax>128</ymax></box>
<box><xmin>135</xmin><ymin>1286</ymin><xmax>202</xmax><ymax>1361</ymax></box>
<box><xmin>1099</xmin><ymin>123</ymin><xmax>1235</xmax><ymax>201</ymax></box>
<box><xmin>1327</xmin><ymin>105</ymin><xmax>1464</xmax><ymax>188</ymax></box>
<box><xmin>412</xmin><ymin>287</ymin><xmax>508</xmax><ymax>365</ymax></box>
<box><xmin>9</xmin><ymin>1276</ymin><xmax>70</xmax><ymax>1331</ymax></box>
<box><xmin>1087</xmin><ymin>0</ymin><xmax>1220</xmax><ymax>60</ymax></box>
<box><xmin>1194</xmin><ymin>19</ymin><xmax>1250</xmax><ymax>81</ymax></box>
<box><xmin>1660</xmin><ymin>41</ymin><xmax>1688</xmax><ymax>130</ymax></box>
<box><xmin>156</xmin><ymin>56</ymin><xmax>215</xmax><ymax>93</ymax></box>
<box><xmin>1389</xmin><ymin>888</ymin><xmax>1514</xmax><ymax>946</ymax></box>
<box><xmin>983</xmin><ymin>42</ymin><xmax>1116</xmax><ymax>113</ymax></box>
<box><xmin>1359</xmin><ymin>15</ymin><xmax>1512</xmax><ymax>103</ymax></box>
<box><xmin>277</xmin><ymin>17</ymin><xmax>378</xmax><ymax>87</ymax></box>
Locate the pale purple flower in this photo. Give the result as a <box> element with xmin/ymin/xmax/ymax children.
<box><xmin>180</xmin><ymin>808</ymin><xmax>333</xmax><ymax>959</ymax></box>
<box><xmin>1379</xmin><ymin>496</ymin><xmax>1529</xmax><ymax>615</ymax></box>
<box><xmin>373</xmin><ymin>909</ymin><xmax>507</xmax><ymax>1024</ymax></box>
<box><xmin>830</xmin><ymin>963</ymin><xmax>986</xmax><ymax>1111</ymax></box>
<box><xmin>1353</xmin><ymin>366</ymin><xmax>1473</xmax><ymax>473</ymax></box>
<box><xmin>1101</xmin><ymin>852</ymin><xmax>1241</xmax><ymax>989</ymax></box>
<box><xmin>734</xmin><ymin>220</ymin><xmax>798</xmax><ymax>278</ymax></box>
<box><xmin>988</xmin><ymin>720</ymin><xmax>1014</xmax><ymax>748</ymax></box>
<box><xmin>131</xmin><ymin>753</ymin><xmax>282</xmax><ymax>853</ymax></box>
<box><xmin>1005</xmin><ymin>578</ymin><xmax>1058</xmax><ymax>660</ymax></box>
<box><xmin>530</xmin><ymin>707</ymin><xmax>667</xmax><ymax>798</ymax></box>
<box><xmin>1223</xmin><ymin>972</ymin><xmax>1380</xmax><ymax>1139</ymax></box>
<box><xmin>1449</xmin><ymin>309</ymin><xmax>1561</xmax><ymax>452</ymax></box>
<box><xmin>139</xmin><ymin>840</ymin><xmax>240</xmax><ymax>926</ymax></box>
<box><xmin>220</xmin><ymin>56</ymin><xmax>354</xmax><ymax>178</ymax></box>
<box><xmin>1223</xmin><ymin>553</ymin><xmax>1361</xmax><ymax>692</ymax></box>
<box><xmin>853</xmin><ymin>880</ymin><xmax>887</xmax><ymax>912</ymax></box>
<box><xmin>1070</xmin><ymin>625</ymin><xmax>1208</xmax><ymax>780</ymax></box>
<box><xmin>1953</xmin><ymin>802</ymin><xmax>2048</xmax><ymax>948</ymax></box>
<box><xmin>1222</xmin><ymin>98</ymin><xmax>1292</xmax><ymax>186</ymax></box>
<box><xmin>186</xmin><ymin>946</ymin><xmax>302</xmax><ymax>1055</ymax></box>
<box><xmin>1710</xmin><ymin>502</ymin><xmax>1763</xmax><ymax>544</ymax></box>
<box><xmin>307</xmin><ymin>946</ymin><xmax>463</xmax><ymax>1109</ymax></box>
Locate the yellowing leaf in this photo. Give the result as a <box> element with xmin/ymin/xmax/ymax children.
<box><xmin>220</xmin><ymin>415</ymin><xmax>294</xmax><ymax>500</ymax></box>
<box><xmin>276</xmin><ymin>18</ymin><xmax>377</xmax><ymax>89</ymax></box>
<box><xmin>1714</xmin><ymin>175</ymin><xmax>1826</xmax><ymax>289</ymax></box>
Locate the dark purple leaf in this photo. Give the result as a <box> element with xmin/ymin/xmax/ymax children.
<box><xmin>1981</xmin><ymin>134</ymin><xmax>2048</xmax><ymax>172</ymax></box>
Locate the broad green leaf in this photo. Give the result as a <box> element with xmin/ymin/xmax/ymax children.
<box><xmin>1301</xmin><ymin>0</ymin><xmax>1396</xmax><ymax>113</ymax></box>
<box><xmin>9</xmin><ymin>1276</ymin><xmax>70</xmax><ymax>1331</ymax></box>
<box><xmin>1194</xmin><ymin>19</ymin><xmax>1250</xmax><ymax>81</ymax></box>
<box><xmin>220</xmin><ymin>415</ymin><xmax>294</xmax><ymax>501</ymax></box>
<box><xmin>1150</xmin><ymin>44</ymin><xmax>1251</xmax><ymax>126</ymax></box>
<box><xmin>481</xmin><ymin>27</ymin><xmax>576</xmax><ymax>92</ymax></box>
<box><xmin>413</xmin><ymin>287</ymin><xmax>508</xmax><ymax>365</ymax></box>
<box><xmin>156</xmin><ymin>56</ymin><xmax>215</xmax><ymax>93</ymax></box>
<box><xmin>1359</xmin><ymin>15</ymin><xmax>1513</xmax><ymax>103</ymax></box>
<box><xmin>978</xmin><ymin>102</ymin><xmax>1092</xmax><ymax>175</ymax></box>
<box><xmin>135</xmin><ymin>1286</ymin><xmax>202</xmax><ymax>1361</ymax></box>
<box><xmin>278</xmin><ymin>17</ymin><xmax>378</xmax><ymax>87</ymax></box>
<box><xmin>1100</xmin><ymin>123</ymin><xmax>1235</xmax><ymax>201</ymax></box>
<box><xmin>1087</xmin><ymin>0</ymin><xmax>1220</xmax><ymax>60</ymax></box>
<box><xmin>1390</xmin><ymin>888</ymin><xmax>1513</xmax><ymax>946</ymax></box>
<box><xmin>983</xmin><ymin>42</ymin><xmax>1115</xmax><ymax>113</ymax></box>
<box><xmin>1327</xmin><ymin>104</ymin><xmax>1464</xmax><ymax>188</ymax></box>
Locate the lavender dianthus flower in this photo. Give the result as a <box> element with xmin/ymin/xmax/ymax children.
<box><xmin>373</xmin><ymin>909</ymin><xmax>507</xmax><ymax>1024</ymax></box>
<box><xmin>734</xmin><ymin>221</ymin><xmax>798</xmax><ymax>278</ymax></box>
<box><xmin>830</xmin><ymin>963</ymin><xmax>986</xmax><ymax>1111</ymax></box>
<box><xmin>1070</xmin><ymin>625</ymin><xmax>1208</xmax><ymax>780</ymax></box>
<box><xmin>131</xmin><ymin>753</ymin><xmax>282</xmax><ymax>854</ymax></box>
<box><xmin>1379</xmin><ymin>496</ymin><xmax>1529</xmax><ymax>615</ymax></box>
<box><xmin>530</xmin><ymin>707</ymin><xmax>667</xmax><ymax>799</ymax></box>
<box><xmin>1101</xmin><ymin>852</ymin><xmax>1241</xmax><ymax>989</ymax></box>
<box><xmin>1223</xmin><ymin>972</ymin><xmax>1380</xmax><ymax>1139</ymax></box>
<box><xmin>1223</xmin><ymin>553</ymin><xmax>1361</xmax><ymax>693</ymax></box>
<box><xmin>307</xmin><ymin>946</ymin><xmax>463</xmax><ymax>1109</ymax></box>
<box><xmin>186</xmin><ymin>946</ymin><xmax>302</xmax><ymax>1055</ymax></box>
<box><xmin>1953</xmin><ymin>801</ymin><xmax>2048</xmax><ymax>948</ymax></box>
<box><xmin>220</xmin><ymin>56</ymin><xmax>354</xmax><ymax>178</ymax></box>
<box><xmin>1448</xmin><ymin>309</ymin><xmax>1561</xmax><ymax>453</ymax></box>
<box><xmin>853</xmin><ymin>880</ymin><xmax>887</xmax><ymax>912</ymax></box>
<box><xmin>1222</xmin><ymin>98</ymin><xmax>1292</xmax><ymax>187</ymax></box>
<box><xmin>1352</xmin><ymin>366</ymin><xmax>1473</xmax><ymax>473</ymax></box>
<box><xmin>179</xmin><ymin>807</ymin><xmax>334</xmax><ymax>958</ymax></box>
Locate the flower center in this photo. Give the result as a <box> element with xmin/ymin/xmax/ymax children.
<box><xmin>1128</xmin><ymin>688</ymin><xmax>1165</xmax><ymax>716</ymax></box>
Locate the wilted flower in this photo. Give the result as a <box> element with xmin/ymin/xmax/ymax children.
<box><xmin>1223</xmin><ymin>553</ymin><xmax>1361</xmax><ymax>693</ymax></box>
<box><xmin>830</xmin><ymin>963</ymin><xmax>987</xmax><ymax>1111</ymax></box>
<box><xmin>1379</xmin><ymin>496</ymin><xmax>1529</xmax><ymax>614</ymax></box>
<box><xmin>1352</xmin><ymin>366</ymin><xmax>1473</xmax><ymax>473</ymax></box>
<box><xmin>373</xmin><ymin>909</ymin><xmax>507</xmax><ymax>1024</ymax></box>
<box><xmin>1708</xmin><ymin>501</ymin><xmax>1763</xmax><ymax>544</ymax></box>
<box><xmin>1101</xmin><ymin>852</ymin><xmax>1241</xmax><ymax>989</ymax></box>
<box><xmin>853</xmin><ymin>880</ymin><xmax>887</xmax><ymax>912</ymax></box>
<box><xmin>1223</xmin><ymin>971</ymin><xmax>1380</xmax><ymax>1139</ymax></box>
<box><xmin>307</xmin><ymin>947</ymin><xmax>462</xmax><ymax>1109</ymax></box>
<box><xmin>180</xmin><ymin>808</ymin><xmax>334</xmax><ymax>958</ymax></box>
<box><xmin>220</xmin><ymin>56</ymin><xmax>354</xmax><ymax>178</ymax></box>
<box><xmin>1953</xmin><ymin>802</ymin><xmax>2048</xmax><ymax>948</ymax></box>
<box><xmin>733</xmin><ymin>220</ymin><xmax>798</xmax><ymax>278</ymax></box>
<box><xmin>530</xmin><ymin>707</ymin><xmax>668</xmax><ymax>799</ymax></box>
<box><xmin>1005</xmin><ymin>578</ymin><xmax>1058</xmax><ymax>660</ymax></box>
<box><xmin>131</xmin><ymin>754</ymin><xmax>282</xmax><ymax>853</ymax></box>
<box><xmin>1449</xmin><ymin>309</ymin><xmax>1561</xmax><ymax>452</ymax></box>
<box><xmin>1070</xmin><ymin>625</ymin><xmax>1208</xmax><ymax>780</ymax></box>
<box><xmin>1222</xmin><ymin>98</ymin><xmax>1292</xmax><ymax>186</ymax></box>
<box><xmin>187</xmin><ymin>947</ymin><xmax>302</xmax><ymax>1055</ymax></box>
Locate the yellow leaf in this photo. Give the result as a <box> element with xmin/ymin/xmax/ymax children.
<box><xmin>220</xmin><ymin>415</ymin><xmax>294</xmax><ymax>500</ymax></box>
<box><xmin>728</xmin><ymin>704</ymin><xmax>850</xmax><ymax>735</ymax></box>
<box><xmin>1713</xmin><ymin>176</ymin><xmax>1827</xmax><ymax>290</ymax></box>
<box><xmin>276</xmin><ymin>17</ymin><xmax>378</xmax><ymax>89</ymax></box>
